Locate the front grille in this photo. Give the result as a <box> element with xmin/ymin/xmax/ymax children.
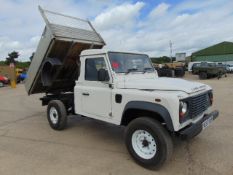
<box><xmin>189</xmin><ymin>92</ymin><xmax>210</xmax><ymax>118</ymax></box>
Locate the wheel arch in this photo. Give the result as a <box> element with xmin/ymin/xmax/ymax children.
<box><xmin>121</xmin><ymin>101</ymin><xmax>174</xmax><ymax>131</ymax></box>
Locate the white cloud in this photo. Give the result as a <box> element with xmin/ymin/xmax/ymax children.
<box><xmin>171</xmin><ymin>13</ymin><xmax>191</xmax><ymax>26</ymax></box>
<box><xmin>0</xmin><ymin>37</ymin><xmax>20</xmax><ymax>59</ymax></box>
<box><xmin>94</xmin><ymin>0</ymin><xmax>233</xmax><ymax>56</ymax></box>
<box><xmin>93</xmin><ymin>2</ymin><xmax>144</xmax><ymax>30</ymax></box>
<box><xmin>5</xmin><ymin>41</ymin><xmax>21</xmax><ymax>49</ymax></box>
<box><xmin>149</xmin><ymin>3</ymin><xmax>170</xmax><ymax>19</ymax></box>
<box><xmin>30</xmin><ymin>36</ymin><xmax>40</xmax><ymax>45</ymax></box>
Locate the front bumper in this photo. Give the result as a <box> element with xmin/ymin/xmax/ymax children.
<box><xmin>179</xmin><ymin>110</ymin><xmax>219</xmax><ymax>139</ymax></box>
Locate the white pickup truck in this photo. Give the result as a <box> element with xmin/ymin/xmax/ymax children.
<box><xmin>25</xmin><ymin>7</ymin><xmax>219</xmax><ymax>169</ymax></box>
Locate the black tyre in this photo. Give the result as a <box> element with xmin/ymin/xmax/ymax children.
<box><xmin>16</xmin><ymin>77</ymin><xmax>21</xmax><ymax>84</ymax></box>
<box><xmin>47</xmin><ymin>100</ymin><xmax>67</xmax><ymax>130</ymax></box>
<box><xmin>166</xmin><ymin>69</ymin><xmax>173</xmax><ymax>77</ymax></box>
<box><xmin>175</xmin><ymin>68</ymin><xmax>185</xmax><ymax>77</ymax></box>
<box><xmin>217</xmin><ymin>72</ymin><xmax>222</xmax><ymax>79</ymax></box>
<box><xmin>199</xmin><ymin>72</ymin><xmax>207</xmax><ymax>79</ymax></box>
<box><xmin>125</xmin><ymin>117</ymin><xmax>173</xmax><ymax>169</ymax></box>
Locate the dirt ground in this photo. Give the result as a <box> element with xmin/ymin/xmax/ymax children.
<box><xmin>0</xmin><ymin>73</ymin><xmax>232</xmax><ymax>175</ymax></box>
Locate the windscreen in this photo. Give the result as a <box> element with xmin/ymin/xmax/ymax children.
<box><xmin>108</xmin><ymin>52</ymin><xmax>154</xmax><ymax>73</ymax></box>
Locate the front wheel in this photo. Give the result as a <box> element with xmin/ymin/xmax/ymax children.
<box><xmin>125</xmin><ymin>117</ymin><xmax>173</xmax><ymax>169</ymax></box>
<box><xmin>47</xmin><ymin>100</ymin><xmax>67</xmax><ymax>130</ymax></box>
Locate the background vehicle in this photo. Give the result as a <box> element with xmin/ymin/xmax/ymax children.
<box><xmin>226</xmin><ymin>64</ymin><xmax>233</xmax><ymax>73</ymax></box>
<box><xmin>0</xmin><ymin>75</ymin><xmax>9</xmax><ymax>85</ymax></box>
<box><xmin>154</xmin><ymin>62</ymin><xmax>185</xmax><ymax>77</ymax></box>
<box><xmin>188</xmin><ymin>61</ymin><xmax>215</xmax><ymax>73</ymax></box>
<box><xmin>25</xmin><ymin>7</ymin><xmax>219</xmax><ymax>169</ymax></box>
<box><xmin>16</xmin><ymin>68</ymin><xmax>27</xmax><ymax>83</ymax></box>
<box><xmin>0</xmin><ymin>66</ymin><xmax>15</xmax><ymax>86</ymax></box>
<box><xmin>188</xmin><ymin>61</ymin><xmax>201</xmax><ymax>72</ymax></box>
<box><xmin>16</xmin><ymin>68</ymin><xmax>23</xmax><ymax>78</ymax></box>
<box><xmin>192</xmin><ymin>62</ymin><xmax>227</xmax><ymax>79</ymax></box>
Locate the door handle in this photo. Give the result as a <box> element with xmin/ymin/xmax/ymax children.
<box><xmin>82</xmin><ymin>92</ymin><xmax>89</xmax><ymax>96</ymax></box>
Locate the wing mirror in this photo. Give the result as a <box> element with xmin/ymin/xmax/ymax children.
<box><xmin>98</xmin><ymin>69</ymin><xmax>110</xmax><ymax>81</ymax></box>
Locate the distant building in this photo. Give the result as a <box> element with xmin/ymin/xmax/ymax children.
<box><xmin>191</xmin><ymin>41</ymin><xmax>233</xmax><ymax>64</ymax></box>
<box><xmin>175</xmin><ymin>53</ymin><xmax>186</xmax><ymax>61</ymax></box>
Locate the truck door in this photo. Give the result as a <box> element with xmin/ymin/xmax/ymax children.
<box><xmin>80</xmin><ymin>56</ymin><xmax>112</xmax><ymax>119</ymax></box>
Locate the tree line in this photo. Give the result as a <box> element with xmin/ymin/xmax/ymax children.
<box><xmin>0</xmin><ymin>51</ymin><xmax>34</xmax><ymax>69</ymax></box>
<box><xmin>0</xmin><ymin>50</ymin><xmax>175</xmax><ymax>69</ymax></box>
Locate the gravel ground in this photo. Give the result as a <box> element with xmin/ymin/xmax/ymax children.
<box><xmin>0</xmin><ymin>73</ymin><xmax>232</xmax><ymax>175</ymax></box>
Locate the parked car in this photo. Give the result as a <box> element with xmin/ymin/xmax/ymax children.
<box><xmin>226</xmin><ymin>64</ymin><xmax>233</xmax><ymax>73</ymax></box>
<box><xmin>17</xmin><ymin>72</ymin><xmax>27</xmax><ymax>83</ymax></box>
<box><xmin>0</xmin><ymin>75</ymin><xmax>9</xmax><ymax>85</ymax></box>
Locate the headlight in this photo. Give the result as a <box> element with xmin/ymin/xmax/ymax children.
<box><xmin>179</xmin><ymin>101</ymin><xmax>189</xmax><ymax>123</ymax></box>
<box><xmin>180</xmin><ymin>101</ymin><xmax>188</xmax><ymax>114</ymax></box>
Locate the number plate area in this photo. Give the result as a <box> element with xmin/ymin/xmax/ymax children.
<box><xmin>202</xmin><ymin>116</ymin><xmax>214</xmax><ymax>130</ymax></box>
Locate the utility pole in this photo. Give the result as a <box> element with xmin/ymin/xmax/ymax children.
<box><xmin>169</xmin><ymin>40</ymin><xmax>173</xmax><ymax>62</ymax></box>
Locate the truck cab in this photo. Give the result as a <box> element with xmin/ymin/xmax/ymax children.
<box><xmin>75</xmin><ymin>50</ymin><xmax>159</xmax><ymax>125</ymax></box>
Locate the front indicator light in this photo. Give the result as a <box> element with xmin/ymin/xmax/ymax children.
<box><xmin>209</xmin><ymin>92</ymin><xmax>213</xmax><ymax>105</ymax></box>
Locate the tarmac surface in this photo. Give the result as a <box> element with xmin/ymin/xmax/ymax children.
<box><xmin>0</xmin><ymin>74</ymin><xmax>232</xmax><ymax>175</ymax></box>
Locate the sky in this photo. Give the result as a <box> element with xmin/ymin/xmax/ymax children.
<box><xmin>0</xmin><ymin>0</ymin><xmax>233</xmax><ymax>61</ymax></box>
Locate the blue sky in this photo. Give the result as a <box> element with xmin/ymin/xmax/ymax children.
<box><xmin>0</xmin><ymin>0</ymin><xmax>233</xmax><ymax>61</ymax></box>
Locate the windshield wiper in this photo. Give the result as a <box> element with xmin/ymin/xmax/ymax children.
<box><xmin>143</xmin><ymin>67</ymin><xmax>154</xmax><ymax>73</ymax></box>
<box><xmin>126</xmin><ymin>68</ymin><xmax>138</xmax><ymax>74</ymax></box>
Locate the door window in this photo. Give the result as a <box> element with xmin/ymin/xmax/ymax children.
<box><xmin>85</xmin><ymin>57</ymin><xmax>108</xmax><ymax>81</ymax></box>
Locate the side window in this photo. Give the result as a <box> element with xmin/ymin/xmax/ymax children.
<box><xmin>85</xmin><ymin>57</ymin><xmax>108</xmax><ymax>81</ymax></box>
<box><xmin>201</xmin><ymin>62</ymin><xmax>208</xmax><ymax>67</ymax></box>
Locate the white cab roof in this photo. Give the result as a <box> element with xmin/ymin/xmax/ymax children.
<box><xmin>80</xmin><ymin>49</ymin><xmax>148</xmax><ymax>56</ymax></box>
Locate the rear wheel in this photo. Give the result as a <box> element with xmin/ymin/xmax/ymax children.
<box><xmin>47</xmin><ymin>100</ymin><xmax>67</xmax><ymax>130</ymax></box>
<box><xmin>125</xmin><ymin>117</ymin><xmax>173</xmax><ymax>169</ymax></box>
<box><xmin>217</xmin><ymin>72</ymin><xmax>222</xmax><ymax>79</ymax></box>
<box><xmin>199</xmin><ymin>72</ymin><xmax>207</xmax><ymax>79</ymax></box>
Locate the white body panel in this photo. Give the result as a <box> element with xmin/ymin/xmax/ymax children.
<box><xmin>74</xmin><ymin>49</ymin><xmax>213</xmax><ymax>132</ymax></box>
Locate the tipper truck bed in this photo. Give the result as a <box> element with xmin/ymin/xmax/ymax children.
<box><xmin>25</xmin><ymin>6</ymin><xmax>105</xmax><ymax>95</ymax></box>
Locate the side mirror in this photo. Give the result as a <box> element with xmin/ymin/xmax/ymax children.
<box><xmin>98</xmin><ymin>69</ymin><xmax>109</xmax><ymax>81</ymax></box>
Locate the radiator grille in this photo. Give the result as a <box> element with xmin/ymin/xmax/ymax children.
<box><xmin>190</xmin><ymin>93</ymin><xmax>210</xmax><ymax>118</ymax></box>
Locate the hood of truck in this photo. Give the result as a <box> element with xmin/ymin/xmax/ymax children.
<box><xmin>116</xmin><ymin>77</ymin><xmax>208</xmax><ymax>94</ymax></box>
